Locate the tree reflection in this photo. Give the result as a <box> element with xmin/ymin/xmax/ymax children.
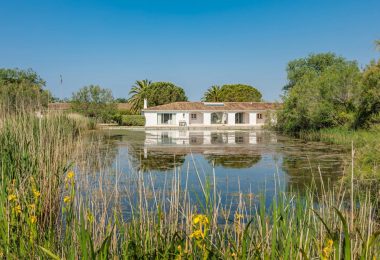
<box><xmin>206</xmin><ymin>154</ymin><xmax>261</xmax><ymax>169</ymax></box>
<box><xmin>281</xmin><ymin>153</ymin><xmax>344</xmax><ymax>194</ymax></box>
<box><xmin>136</xmin><ymin>152</ymin><xmax>186</xmax><ymax>171</ymax></box>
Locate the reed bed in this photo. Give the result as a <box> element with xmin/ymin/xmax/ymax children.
<box><xmin>0</xmin><ymin>112</ymin><xmax>379</xmax><ymax>259</ymax></box>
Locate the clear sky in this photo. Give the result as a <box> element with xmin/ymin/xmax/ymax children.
<box><xmin>1</xmin><ymin>0</ymin><xmax>379</xmax><ymax>101</ymax></box>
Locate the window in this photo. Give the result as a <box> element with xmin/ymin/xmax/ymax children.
<box><xmin>211</xmin><ymin>112</ymin><xmax>227</xmax><ymax>124</ymax></box>
<box><xmin>191</xmin><ymin>113</ymin><xmax>197</xmax><ymax>119</ymax></box>
<box><xmin>158</xmin><ymin>113</ymin><xmax>175</xmax><ymax>125</ymax></box>
<box><xmin>235</xmin><ymin>112</ymin><xmax>244</xmax><ymax>124</ymax></box>
<box><xmin>160</xmin><ymin>132</ymin><xmax>173</xmax><ymax>144</ymax></box>
<box><xmin>257</xmin><ymin>113</ymin><xmax>263</xmax><ymax>119</ymax></box>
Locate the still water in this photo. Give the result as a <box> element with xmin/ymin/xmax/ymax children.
<box><xmin>77</xmin><ymin>129</ymin><xmax>346</xmax><ymax>212</ymax></box>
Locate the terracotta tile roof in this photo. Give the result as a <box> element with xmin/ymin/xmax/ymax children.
<box><xmin>143</xmin><ymin>102</ymin><xmax>281</xmax><ymax>111</ymax></box>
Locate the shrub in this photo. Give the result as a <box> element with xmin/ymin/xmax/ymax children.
<box><xmin>71</xmin><ymin>85</ymin><xmax>117</xmax><ymax>123</ymax></box>
<box><xmin>121</xmin><ymin>115</ymin><xmax>145</xmax><ymax>126</ymax></box>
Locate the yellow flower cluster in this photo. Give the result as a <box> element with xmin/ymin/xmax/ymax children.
<box><xmin>13</xmin><ymin>205</ymin><xmax>22</xmax><ymax>215</ymax></box>
<box><xmin>63</xmin><ymin>196</ymin><xmax>71</xmax><ymax>204</ymax></box>
<box><xmin>30</xmin><ymin>215</ymin><xmax>37</xmax><ymax>224</ymax></box>
<box><xmin>190</xmin><ymin>214</ymin><xmax>209</xmax><ymax>241</ymax></box>
<box><xmin>193</xmin><ymin>214</ymin><xmax>209</xmax><ymax>226</ymax></box>
<box><xmin>33</xmin><ymin>189</ymin><xmax>41</xmax><ymax>199</ymax></box>
<box><xmin>189</xmin><ymin>230</ymin><xmax>204</xmax><ymax>240</ymax></box>
<box><xmin>8</xmin><ymin>193</ymin><xmax>22</xmax><ymax>215</ymax></box>
<box><xmin>67</xmin><ymin>171</ymin><xmax>75</xmax><ymax>180</ymax></box>
<box><xmin>8</xmin><ymin>194</ymin><xmax>17</xmax><ymax>202</ymax></box>
<box><xmin>322</xmin><ymin>239</ymin><xmax>334</xmax><ymax>259</ymax></box>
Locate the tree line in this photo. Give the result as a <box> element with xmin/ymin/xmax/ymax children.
<box><xmin>277</xmin><ymin>50</ymin><xmax>380</xmax><ymax>132</ymax></box>
<box><xmin>0</xmin><ymin>69</ymin><xmax>262</xmax><ymax>121</ymax></box>
<box><xmin>1</xmin><ymin>40</ymin><xmax>379</xmax><ymax>126</ymax></box>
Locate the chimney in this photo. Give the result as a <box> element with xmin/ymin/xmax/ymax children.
<box><xmin>143</xmin><ymin>98</ymin><xmax>148</xmax><ymax>109</ymax></box>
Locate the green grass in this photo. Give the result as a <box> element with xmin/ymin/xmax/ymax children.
<box><xmin>0</xmin><ymin>112</ymin><xmax>379</xmax><ymax>259</ymax></box>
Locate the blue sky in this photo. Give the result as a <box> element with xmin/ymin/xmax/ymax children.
<box><xmin>1</xmin><ymin>0</ymin><xmax>379</xmax><ymax>101</ymax></box>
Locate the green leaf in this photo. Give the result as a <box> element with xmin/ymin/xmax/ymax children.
<box><xmin>39</xmin><ymin>246</ymin><xmax>61</xmax><ymax>260</ymax></box>
<box><xmin>333</xmin><ymin>207</ymin><xmax>351</xmax><ymax>260</ymax></box>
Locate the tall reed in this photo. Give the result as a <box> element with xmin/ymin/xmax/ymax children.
<box><xmin>0</xmin><ymin>111</ymin><xmax>87</xmax><ymax>258</ymax></box>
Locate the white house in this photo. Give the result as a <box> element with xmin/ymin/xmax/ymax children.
<box><xmin>142</xmin><ymin>101</ymin><xmax>279</xmax><ymax>128</ymax></box>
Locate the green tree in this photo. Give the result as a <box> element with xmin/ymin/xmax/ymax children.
<box><xmin>283</xmin><ymin>53</ymin><xmax>348</xmax><ymax>91</ymax></box>
<box><xmin>71</xmin><ymin>85</ymin><xmax>117</xmax><ymax>122</ymax></box>
<box><xmin>202</xmin><ymin>85</ymin><xmax>222</xmax><ymax>102</ymax></box>
<box><xmin>278</xmin><ymin>53</ymin><xmax>361</xmax><ymax>133</ymax></box>
<box><xmin>146</xmin><ymin>82</ymin><xmax>188</xmax><ymax>106</ymax></box>
<box><xmin>128</xmin><ymin>79</ymin><xmax>152</xmax><ymax>113</ymax></box>
<box><xmin>375</xmin><ymin>40</ymin><xmax>380</xmax><ymax>51</ymax></box>
<box><xmin>0</xmin><ymin>68</ymin><xmax>50</xmax><ymax>112</ymax></box>
<box><xmin>218</xmin><ymin>84</ymin><xmax>262</xmax><ymax>102</ymax></box>
<box><xmin>353</xmin><ymin>60</ymin><xmax>380</xmax><ymax>128</ymax></box>
<box><xmin>128</xmin><ymin>80</ymin><xmax>187</xmax><ymax>113</ymax></box>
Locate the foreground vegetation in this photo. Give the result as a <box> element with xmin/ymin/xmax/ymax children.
<box><xmin>0</xmin><ymin>112</ymin><xmax>379</xmax><ymax>259</ymax></box>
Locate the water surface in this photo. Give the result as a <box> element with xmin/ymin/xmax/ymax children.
<box><xmin>77</xmin><ymin>129</ymin><xmax>346</xmax><ymax>213</ymax></box>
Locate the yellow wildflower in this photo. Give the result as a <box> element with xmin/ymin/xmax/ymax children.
<box><xmin>177</xmin><ymin>245</ymin><xmax>182</xmax><ymax>251</ymax></box>
<box><xmin>189</xmin><ymin>229</ymin><xmax>204</xmax><ymax>240</ymax></box>
<box><xmin>8</xmin><ymin>194</ymin><xmax>17</xmax><ymax>202</ymax></box>
<box><xmin>63</xmin><ymin>196</ymin><xmax>71</xmax><ymax>204</ymax></box>
<box><xmin>322</xmin><ymin>239</ymin><xmax>334</xmax><ymax>259</ymax></box>
<box><xmin>231</xmin><ymin>252</ymin><xmax>237</xmax><ymax>257</ymax></box>
<box><xmin>30</xmin><ymin>215</ymin><xmax>37</xmax><ymax>224</ymax></box>
<box><xmin>33</xmin><ymin>189</ymin><xmax>41</xmax><ymax>199</ymax></box>
<box><xmin>192</xmin><ymin>214</ymin><xmax>209</xmax><ymax>225</ymax></box>
<box><xmin>13</xmin><ymin>204</ymin><xmax>22</xmax><ymax>215</ymax></box>
<box><xmin>67</xmin><ymin>171</ymin><xmax>75</xmax><ymax>180</ymax></box>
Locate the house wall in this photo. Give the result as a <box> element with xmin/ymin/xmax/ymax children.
<box><xmin>249</xmin><ymin>112</ymin><xmax>257</xmax><ymax>125</ymax></box>
<box><xmin>144</xmin><ymin>112</ymin><xmax>158</xmax><ymax>127</ymax></box>
<box><xmin>203</xmin><ymin>112</ymin><xmax>211</xmax><ymax>125</ymax></box>
<box><xmin>189</xmin><ymin>112</ymin><xmax>203</xmax><ymax>125</ymax></box>
<box><xmin>227</xmin><ymin>113</ymin><xmax>235</xmax><ymax>125</ymax></box>
<box><xmin>256</xmin><ymin>112</ymin><xmax>265</xmax><ymax>124</ymax></box>
<box><xmin>176</xmin><ymin>112</ymin><xmax>189</xmax><ymax>126</ymax></box>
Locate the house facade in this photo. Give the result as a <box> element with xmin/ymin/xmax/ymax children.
<box><xmin>142</xmin><ymin>101</ymin><xmax>279</xmax><ymax>128</ymax></box>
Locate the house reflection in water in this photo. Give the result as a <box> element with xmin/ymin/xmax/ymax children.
<box><xmin>144</xmin><ymin>130</ymin><xmax>272</xmax><ymax>147</ymax></box>
<box><xmin>140</xmin><ymin>130</ymin><xmax>278</xmax><ymax>170</ymax></box>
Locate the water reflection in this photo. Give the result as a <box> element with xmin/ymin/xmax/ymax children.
<box><xmin>80</xmin><ymin>129</ymin><xmax>346</xmax><ymax>199</ymax></box>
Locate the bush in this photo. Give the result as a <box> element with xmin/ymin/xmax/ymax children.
<box><xmin>71</xmin><ymin>85</ymin><xmax>117</xmax><ymax>123</ymax></box>
<box><xmin>121</xmin><ymin>115</ymin><xmax>145</xmax><ymax>126</ymax></box>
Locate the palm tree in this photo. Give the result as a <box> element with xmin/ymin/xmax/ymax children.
<box><xmin>128</xmin><ymin>79</ymin><xmax>152</xmax><ymax>113</ymax></box>
<box><xmin>202</xmin><ymin>85</ymin><xmax>222</xmax><ymax>102</ymax></box>
<box><xmin>376</xmin><ymin>40</ymin><xmax>380</xmax><ymax>51</ymax></box>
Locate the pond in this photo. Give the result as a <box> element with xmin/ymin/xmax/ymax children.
<box><xmin>75</xmin><ymin>129</ymin><xmax>347</xmax><ymax>215</ymax></box>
